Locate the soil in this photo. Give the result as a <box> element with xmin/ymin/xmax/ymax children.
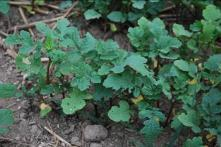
<box><xmin>0</xmin><ymin>4</ymin><xmax>182</xmax><ymax>147</ymax></box>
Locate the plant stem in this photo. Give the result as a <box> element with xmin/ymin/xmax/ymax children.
<box><xmin>164</xmin><ymin>99</ymin><xmax>176</xmax><ymax>127</ymax></box>
<box><xmin>46</xmin><ymin>58</ymin><xmax>51</xmax><ymax>84</ymax></box>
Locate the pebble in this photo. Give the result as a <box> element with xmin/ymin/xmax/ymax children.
<box><xmin>84</xmin><ymin>125</ymin><xmax>108</xmax><ymax>141</ymax></box>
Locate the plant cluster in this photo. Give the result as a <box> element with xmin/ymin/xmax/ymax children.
<box><xmin>1</xmin><ymin>3</ymin><xmax>221</xmax><ymax>146</ymax></box>
<box><xmin>81</xmin><ymin>0</ymin><xmax>220</xmax><ymax>23</ymax></box>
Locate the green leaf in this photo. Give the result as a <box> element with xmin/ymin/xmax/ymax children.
<box><xmin>61</xmin><ymin>97</ymin><xmax>86</xmax><ymax>115</ymax></box>
<box><xmin>40</xmin><ymin>104</ymin><xmax>52</xmax><ymax>118</ymax></box>
<box><xmin>59</xmin><ymin>0</ymin><xmax>72</xmax><ymax>10</ymax></box>
<box><xmin>103</xmin><ymin>72</ymin><xmax>134</xmax><ymax>90</ymax></box>
<box><xmin>0</xmin><ymin>84</ymin><xmax>17</xmax><ymax>99</ymax></box>
<box><xmin>174</xmin><ymin>60</ymin><xmax>189</xmax><ymax>72</ymax></box>
<box><xmin>5</xmin><ymin>34</ymin><xmax>20</xmax><ymax>45</ymax></box>
<box><xmin>140</xmin><ymin>119</ymin><xmax>162</xmax><ymax>144</ymax></box>
<box><xmin>173</xmin><ymin>24</ymin><xmax>192</xmax><ymax>37</ymax></box>
<box><xmin>98</xmin><ymin>65</ymin><xmax>112</xmax><ymax>75</ymax></box>
<box><xmin>81</xmin><ymin>33</ymin><xmax>97</xmax><ymax>53</ymax></box>
<box><xmin>204</xmin><ymin>54</ymin><xmax>221</xmax><ymax>71</ymax></box>
<box><xmin>203</xmin><ymin>5</ymin><xmax>221</xmax><ymax>21</ymax></box>
<box><xmin>108</xmin><ymin>100</ymin><xmax>130</xmax><ymax>122</ymax></box>
<box><xmin>0</xmin><ymin>109</ymin><xmax>14</xmax><ymax>134</ymax></box>
<box><xmin>0</xmin><ymin>0</ymin><xmax>9</xmax><ymax>14</ymax></box>
<box><xmin>132</xmin><ymin>0</ymin><xmax>146</xmax><ymax>9</ymax></box>
<box><xmin>201</xmin><ymin>88</ymin><xmax>221</xmax><ymax>114</ymax></box>
<box><xmin>183</xmin><ymin>137</ymin><xmax>204</xmax><ymax>147</ymax></box>
<box><xmin>61</xmin><ymin>89</ymin><xmax>91</xmax><ymax>114</ymax></box>
<box><xmin>125</xmin><ymin>54</ymin><xmax>150</xmax><ymax>76</ymax></box>
<box><xmin>36</xmin><ymin>22</ymin><xmax>55</xmax><ymax>38</ymax></box>
<box><xmin>107</xmin><ymin>11</ymin><xmax>127</xmax><ymax>23</ymax></box>
<box><xmin>178</xmin><ymin>110</ymin><xmax>201</xmax><ymax>133</ymax></box>
<box><xmin>84</xmin><ymin>9</ymin><xmax>101</xmax><ymax>20</ymax></box>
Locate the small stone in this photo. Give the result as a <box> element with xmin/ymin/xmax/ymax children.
<box><xmin>90</xmin><ymin>143</ymin><xmax>103</xmax><ymax>147</ymax></box>
<box><xmin>71</xmin><ymin>136</ymin><xmax>81</xmax><ymax>146</ymax></box>
<box><xmin>84</xmin><ymin>125</ymin><xmax>108</xmax><ymax>141</ymax></box>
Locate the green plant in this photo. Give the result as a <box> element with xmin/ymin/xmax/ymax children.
<box><xmin>81</xmin><ymin>0</ymin><xmax>166</xmax><ymax>22</ymax></box>
<box><xmin>3</xmin><ymin>4</ymin><xmax>221</xmax><ymax>146</ymax></box>
<box><xmin>0</xmin><ymin>84</ymin><xmax>17</xmax><ymax>134</ymax></box>
<box><xmin>0</xmin><ymin>0</ymin><xmax>9</xmax><ymax>14</ymax></box>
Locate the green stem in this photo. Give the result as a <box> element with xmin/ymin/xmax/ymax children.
<box><xmin>46</xmin><ymin>58</ymin><xmax>51</xmax><ymax>84</ymax></box>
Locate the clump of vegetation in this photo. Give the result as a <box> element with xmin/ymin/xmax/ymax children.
<box><xmin>1</xmin><ymin>3</ymin><xmax>221</xmax><ymax>146</ymax></box>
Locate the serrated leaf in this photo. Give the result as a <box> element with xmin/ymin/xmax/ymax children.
<box><xmin>103</xmin><ymin>72</ymin><xmax>134</xmax><ymax>90</ymax></box>
<box><xmin>0</xmin><ymin>84</ymin><xmax>17</xmax><ymax>99</ymax></box>
<box><xmin>178</xmin><ymin>110</ymin><xmax>201</xmax><ymax>133</ymax></box>
<box><xmin>84</xmin><ymin>9</ymin><xmax>101</xmax><ymax>20</ymax></box>
<box><xmin>107</xmin><ymin>11</ymin><xmax>127</xmax><ymax>23</ymax></box>
<box><xmin>5</xmin><ymin>34</ymin><xmax>20</xmax><ymax>45</ymax></box>
<box><xmin>81</xmin><ymin>33</ymin><xmax>97</xmax><ymax>53</ymax></box>
<box><xmin>0</xmin><ymin>109</ymin><xmax>14</xmax><ymax>134</ymax></box>
<box><xmin>108</xmin><ymin>100</ymin><xmax>130</xmax><ymax>122</ymax></box>
<box><xmin>174</xmin><ymin>59</ymin><xmax>189</xmax><ymax>72</ymax></box>
<box><xmin>183</xmin><ymin>137</ymin><xmax>204</xmax><ymax>147</ymax></box>
<box><xmin>173</xmin><ymin>24</ymin><xmax>192</xmax><ymax>37</ymax></box>
<box><xmin>203</xmin><ymin>5</ymin><xmax>221</xmax><ymax>21</ymax></box>
<box><xmin>125</xmin><ymin>54</ymin><xmax>150</xmax><ymax>76</ymax></box>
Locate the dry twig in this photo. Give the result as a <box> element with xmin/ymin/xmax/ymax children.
<box><xmin>9</xmin><ymin>1</ymin><xmax>61</xmax><ymax>11</ymax></box>
<box><xmin>9</xmin><ymin>1</ymin><xmax>78</xmax><ymax>32</ymax></box>
<box><xmin>18</xmin><ymin>7</ymin><xmax>34</xmax><ymax>37</ymax></box>
<box><xmin>44</xmin><ymin>126</ymin><xmax>78</xmax><ymax>147</ymax></box>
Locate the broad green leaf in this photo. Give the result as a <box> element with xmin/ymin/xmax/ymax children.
<box><xmin>5</xmin><ymin>34</ymin><xmax>20</xmax><ymax>45</ymax></box>
<box><xmin>0</xmin><ymin>84</ymin><xmax>17</xmax><ymax>98</ymax></box>
<box><xmin>178</xmin><ymin>110</ymin><xmax>201</xmax><ymax>133</ymax></box>
<box><xmin>125</xmin><ymin>54</ymin><xmax>150</xmax><ymax>76</ymax></box>
<box><xmin>204</xmin><ymin>54</ymin><xmax>221</xmax><ymax>71</ymax></box>
<box><xmin>61</xmin><ymin>96</ymin><xmax>86</xmax><ymax>114</ymax></box>
<box><xmin>36</xmin><ymin>22</ymin><xmax>55</xmax><ymax>38</ymax></box>
<box><xmin>0</xmin><ymin>0</ymin><xmax>9</xmax><ymax>14</ymax></box>
<box><xmin>140</xmin><ymin>119</ymin><xmax>162</xmax><ymax>144</ymax></box>
<box><xmin>84</xmin><ymin>9</ymin><xmax>101</xmax><ymax>20</ymax></box>
<box><xmin>59</xmin><ymin>0</ymin><xmax>72</xmax><ymax>10</ymax></box>
<box><xmin>0</xmin><ymin>109</ymin><xmax>14</xmax><ymax>134</ymax></box>
<box><xmin>201</xmin><ymin>88</ymin><xmax>221</xmax><ymax>114</ymax></box>
<box><xmin>203</xmin><ymin>5</ymin><xmax>221</xmax><ymax>21</ymax></box>
<box><xmin>107</xmin><ymin>11</ymin><xmax>127</xmax><ymax>23</ymax></box>
<box><xmin>56</xmin><ymin>18</ymin><xmax>70</xmax><ymax>34</ymax></box>
<box><xmin>183</xmin><ymin>137</ymin><xmax>204</xmax><ymax>147</ymax></box>
<box><xmin>132</xmin><ymin>0</ymin><xmax>146</xmax><ymax>9</ymax></box>
<box><xmin>81</xmin><ymin>33</ymin><xmax>97</xmax><ymax>53</ymax></box>
<box><xmin>174</xmin><ymin>59</ymin><xmax>189</xmax><ymax>72</ymax></box>
<box><xmin>93</xmin><ymin>85</ymin><xmax>113</xmax><ymax>101</ymax></box>
<box><xmin>103</xmin><ymin>72</ymin><xmax>134</xmax><ymax>90</ymax></box>
<box><xmin>61</xmin><ymin>88</ymin><xmax>92</xmax><ymax>114</ymax></box>
<box><xmin>108</xmin><ymin>100</ymin><xmax>130</xmax><ymax>122</ymax></box>
<box><xmin>98</xmin><ymin>65</ymin><xmax>112</xmax><ymax>75</ymax></box>
<box><xmin>173</xmin><ymin>24</ymin><xmax>192</xmax><ymax>37</ymax></box>
<box><xmin>139</xmin><ymin>109</ymin><xmax>165</xmax><ymax>122</ymax></box>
